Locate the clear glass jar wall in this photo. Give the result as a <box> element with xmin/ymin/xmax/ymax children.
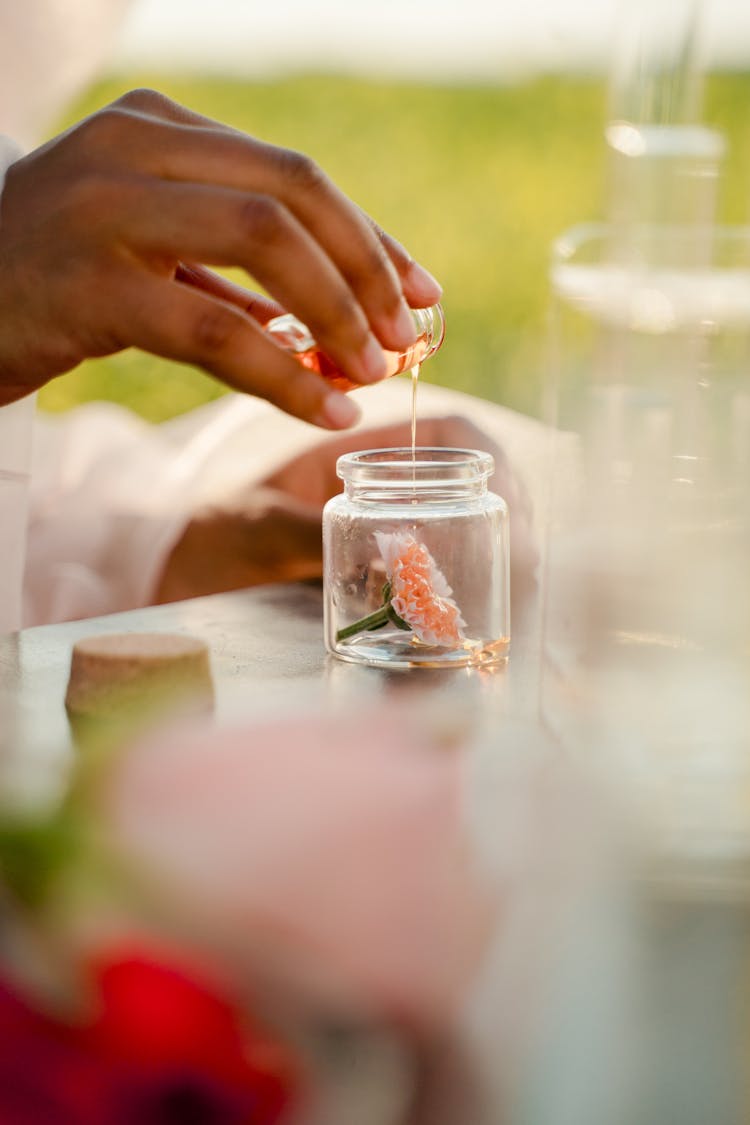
<box><xmin>323</xmin><ymin>448</ymin><xmax>510</xmax><ymax>669</ymax></box>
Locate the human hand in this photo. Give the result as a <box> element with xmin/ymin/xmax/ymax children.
<box><xmin>153</xmin><ymin>487</ymin><xmax>325</xmax><ymax>605</ymax></box>
<box><xmin>0</xmin><ymin>89</ymin><xmax>441</xmax><ymax>428</ymax></box>
<box><xmin>261</xmin><ymin>415</ymin><xmax>539</xmax><ymax>575</ymax></box>
<box><xmin>155</xmin><ymin>415</ymin><xmax>538</xmax><ymax>604</ymax></box>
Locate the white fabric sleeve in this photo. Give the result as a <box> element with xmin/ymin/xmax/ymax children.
<box><xmin>23</xmin><ymin>403</ymin><xmax>195</xmax><ymax>627</ymax></box>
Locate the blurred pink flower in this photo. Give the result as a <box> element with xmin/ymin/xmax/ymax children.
<box><xmin>374</xmin><ymin>531</ymin><xmax>466</xmax><ymax>647</ymax></box>
<box><xmin>104</xmin><ymin>707</ymin><xmax>493</xmax><ymax>1034</ymax></box>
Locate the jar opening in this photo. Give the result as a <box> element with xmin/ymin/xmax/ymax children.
<box><xmin>336</xmin><ymin>447</ymin><xmax>494</xmax><ymax>488</ymax></box>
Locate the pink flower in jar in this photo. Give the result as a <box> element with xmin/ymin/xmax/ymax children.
<box><xmin>335</xmin><ymin>531</ymin><xmax>466</xmax><ymax>648</ymax></box>
<box><xmin>374</xmin><ymin>531</ymin><xmax>466</xmax><ymax>647</ymax></box>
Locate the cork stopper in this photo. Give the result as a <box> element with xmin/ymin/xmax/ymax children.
<box><xmin>65</xmin><ymin>632</ymin><xmax>214</xmax><ymax>721</ymax></box>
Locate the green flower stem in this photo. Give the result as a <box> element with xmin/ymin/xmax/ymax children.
<box><xmin>336</xmin><ymin>579</ymin><xmax>413</xmax><ymax>643</ymax></box>
<box><xmin>336</xmin><ymin>606</ymin><xmax>390</xmax><ymax>641</ymax></box>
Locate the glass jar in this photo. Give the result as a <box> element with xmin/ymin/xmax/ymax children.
<box><xmin>323</xmin><ymin>448</ymin><xmax>510</xmax><ymax>669</ymax></box>
<box><xmin>265</xmin><ymin>304</ymin><xmax>445</xmax><ymax>392</ymax></box>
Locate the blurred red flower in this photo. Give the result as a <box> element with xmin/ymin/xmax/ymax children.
<box><xmin>0</xmin><ymin>951</ymin><xmax>299</xmax><ymax>1125</ymax></box>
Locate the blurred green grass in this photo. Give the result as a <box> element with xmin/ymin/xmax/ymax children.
<box><xmin>38</xmin><ymin>71</ymin><xmax>750</xmax><ymax>422</ymax></box>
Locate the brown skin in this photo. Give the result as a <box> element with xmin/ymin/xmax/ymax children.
<box><xmin>0</xmin><ymin>88</ymin><xmax>441</xmax><ymax>429</ymax></box>
<box><xmin>154</xmin><ymin>417</ymin><xmax>538</xmax><ymax>604</ymax></box>
<box><xmin>1</xmin><ymin>89</ymin><xmax>534</xmax><ymax>603</ymax></box>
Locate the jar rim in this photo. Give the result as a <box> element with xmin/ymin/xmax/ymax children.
<box><xmin>336</xmin><ymin>446</ymin><xmax>494</xmax><ymax>485</ymax></box>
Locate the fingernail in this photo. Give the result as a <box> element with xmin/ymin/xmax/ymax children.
<box><xmin>358</xmin><ymin>334</ymin><xmax>388</xmax><ymax>383</ymax></box>
<box><xmin>389</xmin><ymin>301</ymin><xmax>418</xmax><ymax>350</ymax></box>
<box><xmin>407</xmin><ymin>260</ymin><xmax>443</xmax><ymax>301</ymax></box>
<box><xmin>318</xmin><ymin>392</ymin><xmax>361</xmax><ymax>430</ymax></box>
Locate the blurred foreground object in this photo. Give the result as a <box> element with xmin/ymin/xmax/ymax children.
<box><xmin>542</xmin><ymin>3</ymin><xmax>750</xmax><ymax>1121</ymax></box>
<box><xmin>0</xmin><ymin>946</ymin><xmax>298</xmax><ymax>1125</ymax></box>
<box><xmin>102</xmin><ymin>707</ymin><xmax>493</xmax><ymax>1033</ymax></box>
<box><xmin>546</xmin><ymin>0</ymin><xmax>750</xmax><ymax>889</ymax></box>
<box><xmin>100</xmin><ymin>705</ymin><xmax>631</xmax><ymax>1124</ymax></box>
<box><xmin>0</xmin><ymin>599</ymin><xmax>646</xmax><ymax>1122</ymax></box>
<box><xmin>65</xmin><ymin>632</ymin><xmax>214</xmax><ymax>720</ymax></box>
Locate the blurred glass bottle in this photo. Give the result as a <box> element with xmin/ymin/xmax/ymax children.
<box><xmin>604</xmin><ymin>0</ymin><xmax>724</xmax><ymax>267</ymax></box>
<box><xmin>542</xmin><ymin>5</ymin><xmax>750</xmax><ymax>1122</ymax></box>
<box><xmin>544</xmin><ymin>0</ymin><xmax>750</xmax><ymax>866</ymax></box>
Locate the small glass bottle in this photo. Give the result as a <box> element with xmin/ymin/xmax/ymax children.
<box><xmin>323</xmin><ymin>447</ymin><xmax>510</xmax><ymax>669</ymax></box>
<box><xmin>265</xmin><ymin>304</ymin><xmax>445</xmax><ymax>391</ymax></box>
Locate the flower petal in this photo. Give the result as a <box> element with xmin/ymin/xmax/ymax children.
<box><xmin>374</xmin><ymin>532</ymin><xmax>466</xmax><ymax>647</ymax></box>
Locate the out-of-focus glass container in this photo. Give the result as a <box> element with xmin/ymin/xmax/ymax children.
<box><xmin>543</xmin><ymin>218</ymin><xmax>750</xmax><ymax>1125</ymax></box>
<box><xmin>544</xmin><ymin>221</ymin><xmax>750</xmax><ymax>863</ymax></box>
<box><xmin>323</xmin><ymin>448</ymin><xmax>510</xmax><ymax>669</ymax></box>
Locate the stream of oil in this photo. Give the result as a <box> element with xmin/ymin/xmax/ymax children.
<box><xmin>410</xmin><ymin>364</ymin><xmax>419</xmax><ymax>491</ymax></box>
